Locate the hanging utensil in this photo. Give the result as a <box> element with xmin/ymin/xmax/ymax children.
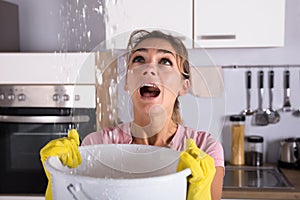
<box><xmin>265</xmin><ymin>70</ymin><xmax>280</xmax><ymax>123</ymax></box>
<box><xmin>252</xmin><ymin>70</ymin><xmax>269</xmax><ymax>126</ymax></box>
<box><xmin>292</xmin><ymin>71</ymin><xmax>300</xmax><ymax>117</ymax></box>
<box><xmin>292</xmin><ymin>108</ymin><xmax>300</xmax><ymax>116</ymax></box>
<box><xmin>280</xmin><ymin>70</ymin><xmax>292</xmax><ymax>112</ymax></box>
<box><xmin>241</xmin><ymin>70</ymin><xmax>254</xmax><ymax>115</ymax></box>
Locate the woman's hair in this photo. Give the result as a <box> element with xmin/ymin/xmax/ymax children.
<box><xmin>126</xmin><ymin>30</ymin><xmax>190</xmax><ymax>124</ymax></box>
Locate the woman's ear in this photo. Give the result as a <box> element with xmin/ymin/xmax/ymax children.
<box><xmin>179</xmin><ymin>79</ymin><xmax>190</xmax><ymax>96</ymax></box>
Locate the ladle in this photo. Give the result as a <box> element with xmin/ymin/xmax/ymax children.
<box><xmin>241</xmin><ymin>70</ymin><xmax>254</xmax><ymax>115</ymax></box>
<box><xmin>265</xmin><ymin>70</ymin><xmax>280</xmax><ymax>123</ymax></box>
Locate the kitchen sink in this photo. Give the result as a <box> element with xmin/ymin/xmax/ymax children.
<box><xmin>223</xmin><ymin>165</ymin><xmax>294</xmax><ymax>190</ymax></box>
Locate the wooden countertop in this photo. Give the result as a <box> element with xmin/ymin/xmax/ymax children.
<box><xmin>222</xmin><ymin>167</ymin><xmax>300</xmax><ymax>199</ymax></box>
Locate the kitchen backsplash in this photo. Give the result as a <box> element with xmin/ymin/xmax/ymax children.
<box><xmin>208</xmin><ymin>66</ymin><xmax>300</xmax><ymax>163</ymax></box>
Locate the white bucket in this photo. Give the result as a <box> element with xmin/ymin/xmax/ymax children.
<box><xmin>45</xmin><ymin>144</ymin><xmax>191</xmax><ymax>200</ymax></box>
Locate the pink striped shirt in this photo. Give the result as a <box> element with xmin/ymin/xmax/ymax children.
<box><xmin>82</xmin><ymin>122</ymin><xmax>224</xmax><ymax>167</ymax></box>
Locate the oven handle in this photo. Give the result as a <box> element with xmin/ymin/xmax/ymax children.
<box><xmin>0</xmin><ymin>115</ymin><xmax>90</xmax><ymax>123</ymax></box>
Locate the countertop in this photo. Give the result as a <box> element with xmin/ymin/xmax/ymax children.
<box><xmin>0</xmin><ymin>195</ymin><xmax>44</xmax><ymax>200</ymax></box>
<box><xmin>222</xmin><ymin>167</ymin><xmax>300</xmax><ymax>199</ymax></box>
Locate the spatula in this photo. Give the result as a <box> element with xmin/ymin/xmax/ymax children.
<box><xmin>252</xmin><ymin>70</ymin><xmax>268</xmax><ymax>126</ymax></box>
<box><xmin>265</xmin><ymin>70</ymin><xmax>280</xmax><ymax>123</ymax></box>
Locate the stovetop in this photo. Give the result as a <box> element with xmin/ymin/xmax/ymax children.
<box><xmin>223</xmin><ymin>165</ymin><xmax>294</xmax><ymax>190</ymax></box>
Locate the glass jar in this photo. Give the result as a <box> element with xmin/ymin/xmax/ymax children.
<box><xmin>245</xmin><ymin>135</ymin><xmax>264</xmax><ymax>166</ymax></box>
<box><xmin>230</xmin><ymin>114</ymin><xmax>245</xmax><ymax>165</ymax></box>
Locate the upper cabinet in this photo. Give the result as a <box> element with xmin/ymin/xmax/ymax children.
<box><xmin>105</xmin><ymin>0</ymin><xmax>285</xmax><ymax>49</ymax></box>
<box><xmin>194</xmin><ymin>0</ymin><xmax>286</xmax><ymax>48</ymax></box>
<box><xmin>105</xmin><ymin>0</ymin><xmax>193</xmax><ymax>49</ymax></box>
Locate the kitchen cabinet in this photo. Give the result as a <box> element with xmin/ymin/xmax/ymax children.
<box><xmin>105</xmin><ymin>0</ymin><xmax>285</xmax><ymax>49</ymax></box>
<box><xmin>105</xmin><ymin>0</ymin><xmax>193</xmax><ymax>49</ymax></box>
<box><xmin>194</xmin><ymin>0</ymin><xmax>286</xmax><ymax>48</ymax></box>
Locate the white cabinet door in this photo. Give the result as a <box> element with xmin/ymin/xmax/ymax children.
<box><xmin>194</xmin><ymin>0</ymin><xmax>286</xmax><ymax>48</ymax></box>
<box><xmin>105</xmin><ymin>0</ymin><xmax>193</xmax><ymax>49</ymax></box>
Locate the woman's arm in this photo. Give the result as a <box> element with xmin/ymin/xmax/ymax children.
<box><xmin>211</xmin><ymin>166</ymin><xmax>224</xmax><ymax>200</ymax></box>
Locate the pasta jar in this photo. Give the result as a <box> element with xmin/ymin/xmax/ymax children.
<box><xmin>230</xmin><ymin>114</ymin><xmax>245</xmax><ymax>165</ymax></box>
<box><xmin>245</xmin><ymin>135</ymin><xmax>264</xmax><ymax>166</ymax></box>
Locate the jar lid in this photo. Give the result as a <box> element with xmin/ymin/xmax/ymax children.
<box><xmin>247</xmin><ymin>135</ymin><xmax>264</xmax><ymax>143</ymax></box>
<box><xmin>229</xmin><ymin>114</ymin><xmax>245</xmax><ymax>122</ymax></box>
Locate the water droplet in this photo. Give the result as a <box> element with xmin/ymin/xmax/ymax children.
<box><xmin>96</xmin><ymin>68</ymin><xmax>103</xmax><ymax>85</ymax></box>
<box><xmin>87</xmin><ymin>31</ymin><xmax>91</xmax><ymax>41</ymax></box>
<box><xmin>112</xmin><ymin>0</ymin><xmax>118</xmax><ymax>5</ymax></box>
<box><xmin>110</xmin><ymin>25</ymin><xmax>118</xmax><ymax>35</ymax></box>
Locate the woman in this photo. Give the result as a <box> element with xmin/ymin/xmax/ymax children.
<box><xmin>41</xmin><ymin>30</ymin><xmax>224</xmax><ymax>200</ymax></box>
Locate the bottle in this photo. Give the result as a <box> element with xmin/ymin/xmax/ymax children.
<box><xmin>230</xmin><ymin>114</ymin><xmax>245</xmax><ymax>165</ymax></box>
<box><xmin>245</xmin><ymin>136</ymin><xmax>264</xmax><ymax>166</ymax></box>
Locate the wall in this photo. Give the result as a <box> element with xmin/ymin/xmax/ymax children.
<box><xmin>3</xmin><ymin>0</ymin><xmax>300</xmax><ymax>163</ymax></box>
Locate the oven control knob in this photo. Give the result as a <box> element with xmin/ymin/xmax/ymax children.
<box><xmin>7</xmin><ymin>94</ymin><xmax>15</xmax><ymax>101</ymax></box>
<box><xmin>18</xmin><ymin>93</ymin><xmax>26</xmax><ymax>101</ymax></box>
<box><xmin>62</xmin><ymin>94</ymin><xmax>69</xmax><ymax>101</ymax></box>
<box><xmin>53</xmin><ymin>94</ymin><xmax>60</xmax><ymax>101</ymax></box>
<box><xmin>0</xmin><ymin>93</ymin><xmax>4</xmax><ymax>101</ymax></box>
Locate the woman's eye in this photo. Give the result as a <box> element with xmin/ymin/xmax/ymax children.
<box><xmin>159</xmin><ymin>58</ymin><xmax>172</xmax><ymax>66</ymax></box>
<box><xmin>132</xmin><ymin>56</ymin><xmax>144</xmax><ymax>63</ymax></box>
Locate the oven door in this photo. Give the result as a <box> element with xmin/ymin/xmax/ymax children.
<box><xmin>0</xmin><ymin>107</ymin><xmax>96</xmax><ymax>194</ymax></box>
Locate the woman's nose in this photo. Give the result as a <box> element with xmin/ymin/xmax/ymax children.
<box><xmin>142</xmin><ymin>64</ymin><xmax>157</xmax><ymax>76</ymax></box>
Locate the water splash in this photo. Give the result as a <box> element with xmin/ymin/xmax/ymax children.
<box><xmin>58</xmin><ymin>0</ymin><xmax>105</xmax><ymax>52</ymax></box>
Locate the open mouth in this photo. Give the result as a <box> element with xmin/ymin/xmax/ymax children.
<box><xmin>139</xmin><ymin>83</ymin><xmax>161</xmax><ymax>98</ymax></box>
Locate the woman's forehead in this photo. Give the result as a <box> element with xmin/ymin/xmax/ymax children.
<box><xmin>134</xmin><ymin>38</ymin><xmax>176</xmax><ymax>55</ymax></box>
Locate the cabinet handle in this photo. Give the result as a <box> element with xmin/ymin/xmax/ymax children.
<box><xmin>198</xmin><ymin>35</ymin><xmax>236</xmax><ymax>40</ymax></box>
<box><xmin>0</xmin><ymin>115</ymin><xmax>90</xmax><ymax>123</ymax></box>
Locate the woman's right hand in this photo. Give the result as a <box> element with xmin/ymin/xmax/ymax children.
<box><xmin>177</xmin><ymin>138</ymin><xmax>216</xmax><ymax>200</ymax></box>
<box><xmin>40</xmin><ymin>129</ymin><xmax>82</xmax><ymax>200</ymax></box>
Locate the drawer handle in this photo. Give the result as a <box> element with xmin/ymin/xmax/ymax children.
<box><xmin>198</xmin><ymin>34</ymin><xmax>236</xmax><ymax>40</ymax></box>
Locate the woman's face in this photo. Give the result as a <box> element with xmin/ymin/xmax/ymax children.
<box><xmin>126</xmin><ymin>38</ymin><xmax>188</xmax><ymax>117</ymax></box>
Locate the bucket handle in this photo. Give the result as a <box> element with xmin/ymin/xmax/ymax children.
<box><xmin>67</xmin><ymin>183</ymin><xmax>94</xmax><ymax>200</ymax></box>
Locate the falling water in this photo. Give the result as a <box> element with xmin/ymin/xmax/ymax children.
<box><xmin>58</xmin><ymin>0</ymin><xmax>90</xmax><ymax>52</ymax></box>
<box><xmin>55</xmin><ymin>0</ymin><xmax>125</xmax><ymax>132</ymax></box>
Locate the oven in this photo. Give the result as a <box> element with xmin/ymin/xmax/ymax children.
<box><xmin>0</xmin><ymin>84</ymin><xmax>96</xmax><ymax>194</ymax></box>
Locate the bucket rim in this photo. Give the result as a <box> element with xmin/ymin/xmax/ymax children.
<box><xmin>45</xmin><ymin>156</ymin><xmax>191</xmax><ymax>184</ymax></box>
<box><xmin>44</xmin><ymin>143</ymin><xmax>192</xmax><ymax>183</ymax></box>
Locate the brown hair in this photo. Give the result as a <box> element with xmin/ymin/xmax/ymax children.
<box><xmin>126</xmin><ymin>30</ymin><xmax>190</xmax><ymax>124</ymax></box>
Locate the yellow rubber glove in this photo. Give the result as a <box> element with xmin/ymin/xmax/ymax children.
<box><xmin>177</xmin><ymin>138</ymin><xmax>216</xmax><ymax>200</ymax></box>
<box><xmin>40</xmin><ymin>129</ymin><xmax>82</xmax><ymax>200</ymax></box>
